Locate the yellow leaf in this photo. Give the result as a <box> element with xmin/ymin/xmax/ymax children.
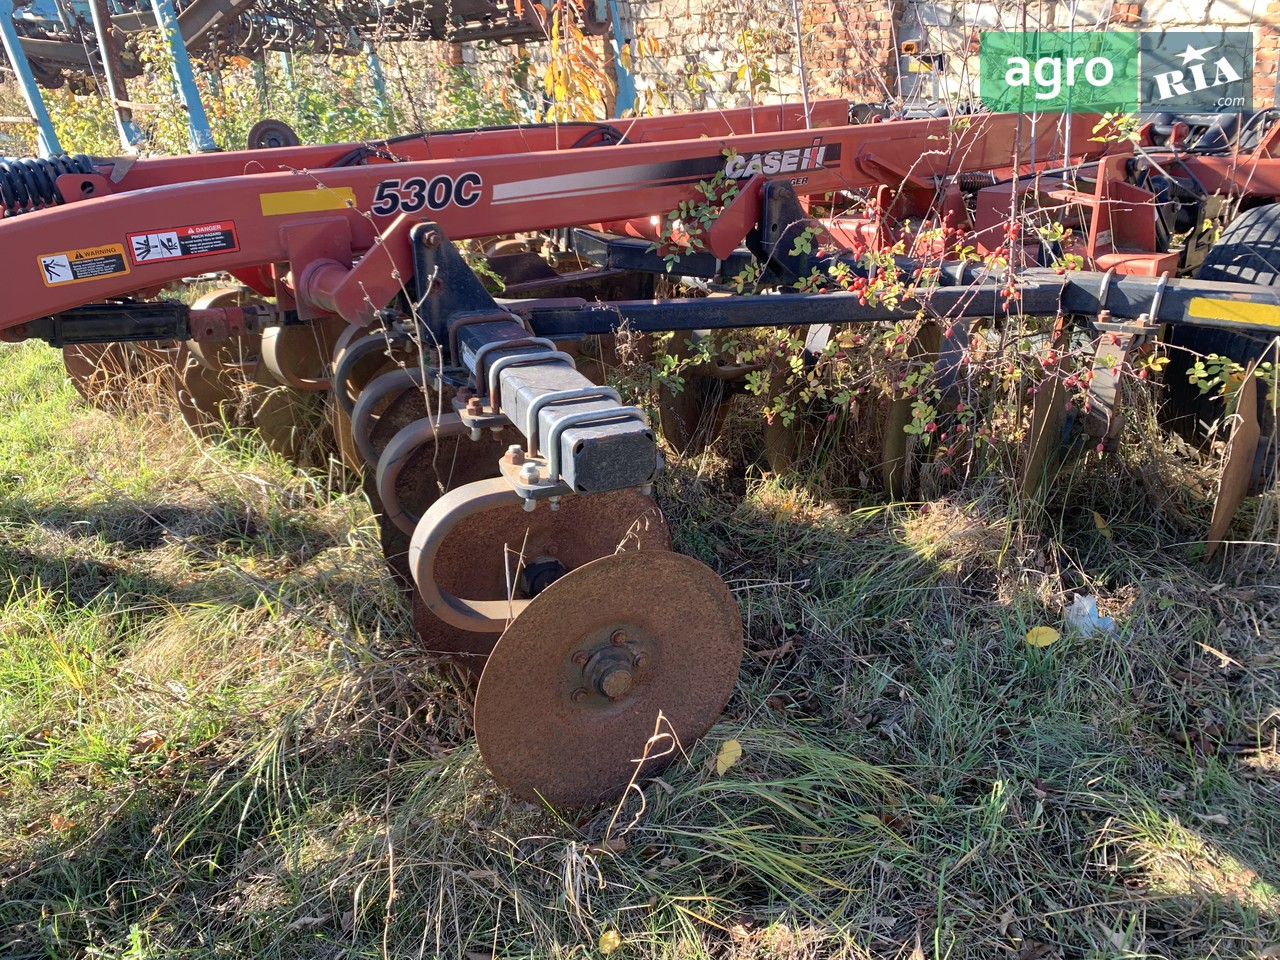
<box><xmin>715</xmin><ymin>739</ymin><xmax>742</xmax><ymax>775</ymax></box>
<box><xmin>598</xmin><ymin>929</ymin><xmax>623</xmax><ymax>955</ymax></box>
<box><xmin>1025</xmin><ymin>626</ymin><xmax>1061</xmax><ymax>648</ymax></box>
<box><xmin>1092</xmin><ymin>511</ymin><xmax>1113</xmax><ymax>539</ymax></box>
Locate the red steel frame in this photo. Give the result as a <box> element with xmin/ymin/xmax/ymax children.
<box><xmin>7</xmin><ymin>103</ymin><xmax>1280</xmax><ymax>341</ymax></box>
<box><xmin>4</xmin><ymin>107</ymin><xmax>1107</xmax><ymax>336</ymax></box>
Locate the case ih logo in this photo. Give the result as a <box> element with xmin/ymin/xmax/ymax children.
<box><xmin>724</xmin><ymin>139</ymin><xmax>840</xmax><ymax>180</ymax></box>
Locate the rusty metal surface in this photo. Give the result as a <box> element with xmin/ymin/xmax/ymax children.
<box><xmin>410</xmin><ymin>592</ymin><xmax>499</xmax><ymax>679</ymax></box>
<box><xmin>353</xmin><ymin>370</ymin><xmax>431</xmax><ymax>467</ymax></box>
<box><xmin>175</xmin><ymin>347</ymin><xmax>246</xmax><ymax>436</ymax></box>
<box><xmin>249</xmin><ymin>363</ymin><xmax>333</xmax><ymax>466</ymax></box>
<box><xmin>369</xmin><ymin>386</ymin><xmax>434</xmax><ymax>587</ymax></box>
<box><xmin>260</xmin><ymin>314</ymin><xmax>347</xmax><ymax>392</ymax></box>
<box><xmin>382</xmin><ymin>419</ymin><xmax>521</xmax><ymax>533</ymax></box>
<box><xmin>372</xmin><ymin>384</ymin><xmax>512</xmax><ymax>587</ymax></box>
<box><xmin>473</xmin><ymin>550</ymin><xmax>742</xmax><ymax>807</ymax></box>
<box><xmin>186</xmin><ymin>287</ymin><xmax>263</xmax><ymax>375</ymax></box>
<box><xmin>415</xmin><ymin>486</ymin><xmax>671</xmax><ymax>627</ymax></box>
<box><xmin>405</xmin><ymin>487</ymin><xmax>668</xmax><ymax>668</ymax></box>
<box><xmin>332</xmin><ymin>356</ymin><xmax>407</xmax><ymax>474</ymax></box>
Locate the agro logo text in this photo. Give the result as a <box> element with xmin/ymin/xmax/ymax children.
<box><xmin>1003</xmin><ymin>54</ymin><xmax>1113</xmax><ymax>101</ymax></box>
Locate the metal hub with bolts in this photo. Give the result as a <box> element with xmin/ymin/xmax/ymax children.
<box><xmin>570</xmin><ymin>628</ymin><xmax>651</xmax><ymax>704</ymax></box>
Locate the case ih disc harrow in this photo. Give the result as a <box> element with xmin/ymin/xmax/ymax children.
<box><xmin>2</xmin><ymin>100</ymin><xmax>1278</xmax><ymax>805</ymax></box>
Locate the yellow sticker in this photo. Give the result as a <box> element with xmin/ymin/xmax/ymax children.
<box><xmin>259</xmin><ymin>187</ymin><xmax>357</xmax><ymax>216</ymax></box>
<box><xmin>1186</xmin><ymin>297</ymin><xmax>1280</xmax><ymax>329</ymax></box>
<box><xmin>37</xmin><ymin>244</ymin><xmax>130</xmax><ymax>287</ymax></box>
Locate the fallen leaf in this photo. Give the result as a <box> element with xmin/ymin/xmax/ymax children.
<box><xmin>1025</xmin><ymin>626</ymin><xmax>1061</xmax><ymax>648</ymax></box>
<box><xmin>1193</xmin><ymin>812</ymin><xmax>1230</xmax><ymax>826</ymax></box>
<box><xmin>715</xmin><ymin>739</ymin><xmax>743</xmax><ymax>775</ymax></box>
<box><xmin>997</xmin><ymin>906</ymin><xmax>1016</xmax><ymax>936</ymax></box>
<box><xmin>1092</xmin><ymin>511</ymin><xmax>1113</xmax><ymax>539</ymax></box>
<box><xmin>598</xmin><ymin>928</ymin><xmax>623</xmax><ymax>954</ymax></box>
<box><xmin>284</xmin><ymin>914</ymin><xmax>328</xmax><ymax>933</ymax></box>
<box><xmin>48</xmin><ymin>813</ymin><xmax>75</xmax><ymax>831</ymax></box>
<box><xmin>587</xmin><ymin>837</ymin><xmax>627</xmax><ymax>855</ymax></box>
<box><xmin>129</xmin><ymin>730</ymin><xmax>165</xmax><ymax>755</ymax></box>
<box><xmin>751</xmin><ymin>639</ymin><xmax>794</xmax><ymax>659</ymax></box>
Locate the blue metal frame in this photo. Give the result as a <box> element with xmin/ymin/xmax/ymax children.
<box><xmin>87</xmin><ymin>0</ymin><xmax>145</xmax><ymax>152</ymax></box>
<box><xmin>607</xmin><ymin>0</ymin><xmax>635</xmax><ymax>117</ymax></box>
<box><xmin>149</xmin><ymin>0</ymin><xmax>217</xmax><ymax>152</ymax></box>
<box><xmin>364</xmin><ymin>41</ymin><xmax>388</xmax><ymax>117</ymax></box>
<box><xmin>0</xmin><ymin>0</ymin><xmax>63</xmax><ymax>155</ymax></box>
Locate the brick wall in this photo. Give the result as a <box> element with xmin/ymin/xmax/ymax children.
<box><xmin>1254</xmin><ymin>0</ymin><xmax>1279</xmax><ymax>100</ymax></box>
<box><xmin>461</xmin><ymin>0</ymin><xmax>1278</xmax><ymax>114</ymax></box>
<box><xmin>801</xmin><ymin>0</ymin><xmax>903</xmax><ymax>103</ymax></box>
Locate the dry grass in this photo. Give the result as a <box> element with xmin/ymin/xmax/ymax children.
<box><xmin>1</xmin><ymin>341</ymin><xmax>1278</xmax><ymax>959</ymax></box>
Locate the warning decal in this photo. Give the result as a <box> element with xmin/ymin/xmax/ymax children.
<box><xmin>126</xmin><ymin>221</ymin><xmax>239</xmax><ymax>264</ymax></box>
<box><xmin>37</xmin><ymin>244</ymin><xmax>131</xmax><ymax>287</ymax></box>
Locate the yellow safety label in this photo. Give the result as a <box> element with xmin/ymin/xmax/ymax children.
<box><xmin>259</xmin><ymin>187</ymin><xmax>358</xmax><ymax>216</ymax></box>
<box><xmin>37</xmin><ymin>243</ymin><xmax>130</xmax><ymax>287</ymax></box>
<box><xmin>1187</xmin><ymin>296</ymin><xmax>1280</xmax><ymax>329</ymax></box>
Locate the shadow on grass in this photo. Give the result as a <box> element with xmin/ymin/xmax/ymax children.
<box><xmin>1</xmin><ymin>454</ymin><xmax>1278</xmax><ymax>960</ymax></box>
<box><xmin>0</xmin><ymin>495</ymin><xmax>338</xmax><ymax>614</ymax></box>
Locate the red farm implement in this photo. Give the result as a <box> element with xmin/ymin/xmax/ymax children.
<box><xmin>2</xmin><ymin>100</ymin><xmax>1278</xmax><ymax>805</ymax></box>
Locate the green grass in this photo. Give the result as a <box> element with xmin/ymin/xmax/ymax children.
<box><xmin>1</xmin><ymin>342</ymin><xmax>1278</xmax><ymax>959</ymax></box>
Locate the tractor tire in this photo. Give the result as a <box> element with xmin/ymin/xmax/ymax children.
<box><xmin>1163</xmin><ymin>203</ymin><xmax>1279</xmax><ymax>449</ymax></box>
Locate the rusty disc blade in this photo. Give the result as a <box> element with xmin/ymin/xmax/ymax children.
<box><xmin>368</xmin><ymin>385</ymin><xmax>435</xmax><ymax>586</ymax></box>
<box><xmin>378</xmin><ymin>422</ymin><xmax>520</xmax><ymax>589</ymax></box>
<box><xmin>175</xmin><ymin>352</ymin><xmax>244</xmax><ymax>436</ymax></box>
<box><xmin>410</xmin><ymin>487</ymin><xmax>669</xmax><ymax>673</ymax></box>
<box><xmin>186</xmin><ymin>287</ymin><xmax>263</xmax><ymax>375</ymax></box>
<box><xmin>332</xmin><ymin>356</ymin><xmax>407</xmax><ymax>474</ymax></box>
<box><xmin>473</xmin><ymin>550</ymin><xmax>742</xmax><ymax>807</ymax></box>
<box><xmin>250</xmin><ymin>364</ymin><xmax>334</xmax><ymax>466</ymax></box>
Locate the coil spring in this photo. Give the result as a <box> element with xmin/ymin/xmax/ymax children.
<box><xmin>0</xmin><ymin>154</ymin><xmax>96</xmax><ymax>218</ymax></box>
<box><xmin>955</xmin><ymin>172</ymin><xmax>998</xmax><ymax>193</ymax></box>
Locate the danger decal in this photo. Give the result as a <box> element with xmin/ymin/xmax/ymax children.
<box><xmin>127</xmin><ymin>221</ymin><xmax>239</xmax><ymax>265</ymax></box>
<box><xmin>37</xmin><ymin>244</ymin><xmax>131</xmax><ymax>287</ymax></box>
